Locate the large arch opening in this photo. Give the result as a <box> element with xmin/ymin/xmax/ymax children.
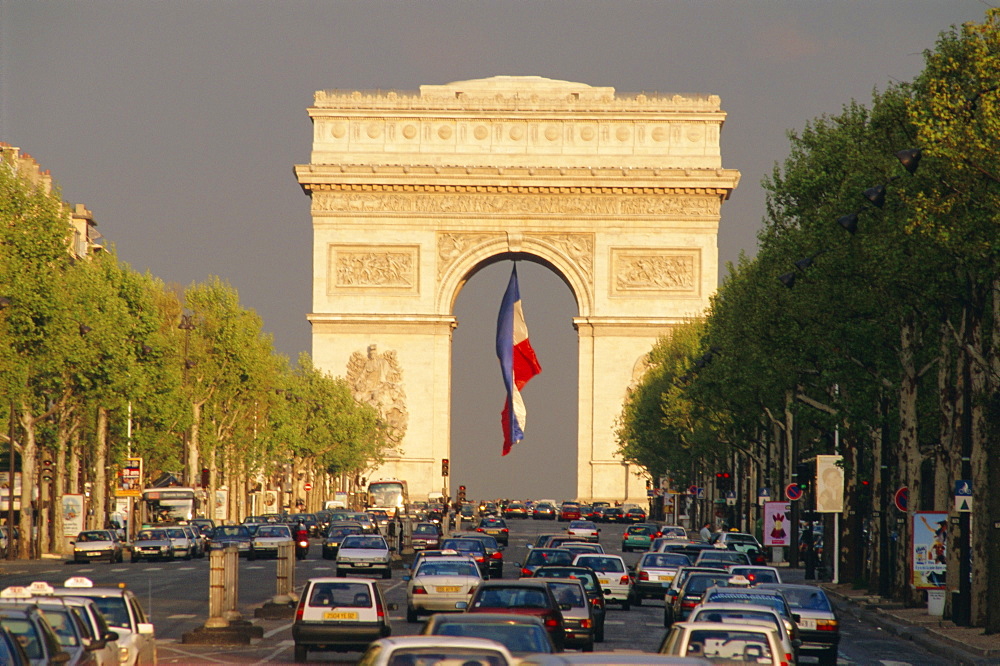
<box><xmin>450</xmin><ymin>259</ymin><xmax>579</xmax><ymax>500</ymax></box>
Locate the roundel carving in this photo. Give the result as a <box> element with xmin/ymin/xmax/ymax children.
<box><xmin>509</xmin><ymin>125</ymin><xmax>525</xmax><ymax>141</ymax></box>
<box><xmin>652</xmin><ymin>126</ymin><xmax>667</xmax><ymax>142</ymax></box>
<box><xmin>367</xmin><ymin>123</ymin><xmax>382</xmax><ymax>139</ymax></box>
<box><xmin>438</xmin><ymin>125</ymin><xmax>453</xmax><ymax>140</ymax></box>
<box><xmin>616</xmin><ymin>126</ymin><xmax>631</xmax><ymax>142</ymax></box>
<box><xmin>580</xmin><ymin>126</ymin><xmax>595</xmax><ymax>141</ymax></box>
<box><xmin>544</xmin><ymin>125</ymin><xmax>559</xmax><ymax>141</ymax></box>
<box><xmin>474</xmin><ymin>125</ymin><xmax>489</xmax><ymax>140</ymax></box>
<box><xmin>402</xmin><ymin>124</ymin><xmax>417</xmax><ymax>140</ymax></box>
<box><xmin>331</xmin><ymin>123</ymin><xmax>347</xmax><ymax>139</ymax></box>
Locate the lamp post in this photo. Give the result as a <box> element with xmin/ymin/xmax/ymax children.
<box><xmin>178</xmin><ymin>315</ymin><xmax>196</xmax><ymax>487</ymax></box>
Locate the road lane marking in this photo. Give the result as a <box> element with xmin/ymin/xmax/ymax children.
<box><xmin>263</xmin><ymin>622</ymin><xmax>292</xmax><ymax>638</ymax></box>
<box><xmin>167</xmin><ymin>614</ymin><xmax>197</xmax><ymax>619</ymax></box>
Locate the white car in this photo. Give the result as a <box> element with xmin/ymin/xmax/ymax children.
<box><xmin>51</xmin><ymin>576</ymin><xmax>156</xmax><ymax>666</ymax></box>
<box><xmin>358</xmin><ymin>636</ymin><xmax>515</xmax><ymax>666</ymax></box>
<box><xmin>336</xmin><ymin>535</ymin><xmax>392</xmax><ymax>579</ymax></box>
<box><xmin>51</xmin><ymin>594</ymin><xmax>123</xmax><ymax>666</ymax></box>
<box><xmin>728</xmin><ymin>566</ymin><xmax>783</xmax><ymax>586</ymax></box>
<box><xmin>572</xmin><ymin>554</ymin><xmax>632</xmax><ymax>610</ymax></box>
<box><xmin>292</xmin><ymin>577</ymin><xmax>394</xmax><ymax>660</ymax></box>
<box><xmin>404</xmin><ymin>556</ymin><xmax>483</xmax><ymax>622</ymax></box>
<box><xmin>659</xmin><ymin>525</ymin><xmax>689</xmax><ymax>540</ymax></box>
<box><xmin>249</xmin><ymin>523</ymin><xmax>292</xmax><ymax>560</ymax></box>
<box><xmin>688</xmin><ymin>603</ymin><xmax>797</xmax><ymax>665</ymax></box>
<box><xmin>565</xmin><ymin>520</ymin><xmax>600</xmax><ymax>543</ymax></box>
<box><xmin>660</xmin><ymin>621</ymin><xmax>786</xmax><ymax>665</ymax></box>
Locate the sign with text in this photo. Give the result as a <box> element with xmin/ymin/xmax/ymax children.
<box><xmin>116</xmin><ymin>457</ymin><xmax>143</xmax><ymax>497</ymax></box>
<box><xmin>62</xmin><ymin>494</ymin><xmax>85</xmax><ymax>537</ymax></box>
<box><xmin>214</xmin><ymin>489</ymin><xmax>228</xmax><ymax>522</ymax></box>
<box><xmin>912</xmin><ymin>511</ymin><xmax>947</xmax><ymax>589</ymax></box>
<box><xmin>815</xmin><ymin>455</ymin><xmax>844</xmax><ymax>513</ymax></box>
<box><xmin>763</xmin><ymin>501</ymin><xmax>792</xmax><ymax>547</ymax></box>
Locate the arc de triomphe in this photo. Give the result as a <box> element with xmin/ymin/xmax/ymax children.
<box><xmin>295</xmin><ymin>76</ymin><xmax>739</xmax><ymax>502</ymax></box>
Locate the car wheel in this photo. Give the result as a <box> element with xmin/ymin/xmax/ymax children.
<box><xmin>382</xmin><ymin>568</ymin><xmax>392</xmax><ymax>580</ymax></box>
<box><xmin>632</xmin><ymin>592</ymin><xmax>642</xmax><ymax>607</ymax></box>
<box><xmin>621</xmin><ymin>599</ymin><xmax>630</xmax><ymax>611</ymax></box>
<box><xmin>583</xmin><ymin>641</ymin><xmax>594</xmax><ymax>653</ymax></box>
<box><xmin>336</xmin><ymin>569</ymin><xmax>345</xmax><ymax>577</ymax></box>
<box><xmin>248</xmin><ymin>551</ymin><xmax>255</xmax><ymax>561</ymax></box>
<box><xmin>406</xmin><ymin>606</ymin><xmax>418</xmax><ymax>623</ymax></box>
<box><xmin>817</xmin><ymin>649</ymin><xmax>838</xmax><ymax>666</ymax></box>
<box><xmin>293</xmin><ymin>643</ymin><xmax>307</xmax><ymax>663</ymax></box>
<box><xmin>622</xmin><ymin>545</ymin><xmax>629</xmax><ymax>553</ymax></box>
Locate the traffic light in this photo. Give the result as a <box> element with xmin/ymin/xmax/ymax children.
<box><xmin>40</xmin><ymin>456</ymin><xmax>54</xmax><ymax>483</ymax></box>
<box><xmin>715</xmin><ymin>472</ymin><xmax>732</xmax><ymax>492</ymax></box>
<box><xmin>794</xmin><ymin>462</ymin><xmax>812</xmax><ymax>493</ymax></box>
<box><xmin>458</xmin><ymin>485</ymin><xmax>467</xmax><ymax>503</ymax></box>
<box><xmin>442</xmin><ymin>458</ymin><xmax>450</xmax><ymax>477</ymax></box>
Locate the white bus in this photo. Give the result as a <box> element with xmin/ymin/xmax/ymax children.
<box><xmin>366</xmin><ymin>479</ymin><xmax>409</xmax><ymax>515</ymax></box>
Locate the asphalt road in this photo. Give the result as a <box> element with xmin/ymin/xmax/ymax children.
<box><xmin>0</xmin><ymin>518</ymin><xmax>946</xmax><ymax>664</ymax></box>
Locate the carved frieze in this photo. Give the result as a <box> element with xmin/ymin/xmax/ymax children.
<box><xmin>312</xmin><ymin>190</ymin><xmax>721</xmax><ymax>217</ymax></box>
<box><xmin>436</xmin><ymin>232</ymin><xmax>594</xmax><ymax>286</ymax></box>
<box><xmin>346</xmin><ymin>344</ymin><xmax>408</xmax><ymax>449</ymax></box>
<box><xmin>611</xmin><ymin>249</ymin><xmax>699</xmax><ymax>294</ymax></box>
<box><xmin>535</xmin><ymin>233</ymin><xmax>594</xmax><ymax>284</ymax></box>
<box><xmin>329</xmin><ymin>245</ymin><xmax>418</xmax><ymax>292</ymax></box>
<box><xmin>437</xmin><ymin>233</ymin><xmax>497</xmax><ymax>279</ymax></box>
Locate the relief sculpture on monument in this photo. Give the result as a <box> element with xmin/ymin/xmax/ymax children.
<box><xmin>346</xmin><ymin>345</ymin><xmax>408</xmax><ymax>452</ymax></box>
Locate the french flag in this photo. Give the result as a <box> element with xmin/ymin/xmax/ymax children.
<box><xmin>496</xmin><ymin>265</ymin><xmax>542</xmax><ymax>456</ymax></box>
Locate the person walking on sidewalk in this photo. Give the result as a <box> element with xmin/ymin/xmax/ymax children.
<box><xmin>700</xmin><ymin>522</ymin><xmax>713</xmax><ymax>542</ymax></box>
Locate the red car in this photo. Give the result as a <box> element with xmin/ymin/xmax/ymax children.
<box><xmin>467</xmin><ymin>579</ymin><xmax>566</xmax><ymax>650</ymax></box>
<box><xmin>559</xmin><ymin>502</ymin><xmax>582</xmax><ymax>522</ymax></box>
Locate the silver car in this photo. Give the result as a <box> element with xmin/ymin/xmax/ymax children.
<box><xmin>71</xmin><ymin>530</ymin><xmax>124</xmax><ymax>564</ymax></box>
<box><xmin>130</xmin><ymin>529</ymin><xmax>173</xmax><ymax>562</ymax></box>
<box><xmin>249</xmin><ymin>524</ymin><xmax>292</xmax><ymax>560</ymax></box>
<box><xmin>336</xmin><ymin>535</ymin><xmax>392</xmax><ymax>579</ymax></box>
<box><xmin>544</xmin><ymin>578</ymin><xmax>595</xmax><ymax>652</ymax></box>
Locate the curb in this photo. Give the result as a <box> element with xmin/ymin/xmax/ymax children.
<box><xmin>823</xmin><ymin>587</ymin><xmax>1000</xmax><ymax>665</ymax></box>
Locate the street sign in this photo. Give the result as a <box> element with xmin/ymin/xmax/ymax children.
<box><xmin>696</xmin><ymin>487</ymin><xmax>706</xmax><ymax>500</ymax></box>
<box><xmin>894</xmin><ymin>487</ymin><xmax>909</xmax><ymax>512</ymax></box>
<box><xmin>725</xmin><ymin>490</ymin><xmax>736</xmax><ymax>506</ymax></box>
<box><xmin>758</xmin><ymin>487</ymin><xmax>770</xmax><ymax>506</ymax></box>
<box><xmin>304</xmin><ymin>482</ymin><xmax>313</xmax><ymax>491</ymax></box>
<box><xmin>954</xmin><ymin>479</ymin><xmax>972</xmax><ymax>512</ymax></box>
<box><xmin>785</xmin><ymin>483</ymin><xmax>803</xmax><ymax>501</ymax></box>
<box><xmin>688</xmin><ymin>485</ymin><xmax>699</xmax><ymax>496</ymax></box>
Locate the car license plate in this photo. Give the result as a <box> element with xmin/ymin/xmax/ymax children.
<box><xmin>87</xmin><ymin>551</ymin><xmax>101</xmax><ymax>556</ymax></box>
<box><xmin>436</xmin><ymin>586</ymin><xmax>461</xmax><ymax>593</ymax></box>
<box><xmin>486</xmin><ymin>529</ymin><xmax>500</xmax><ymax>534</ymax></box>
<box><xmin>658</xmin><ymin>575</ymin><xmax>674</xmax><ymax>581</ymax></box>
<box><xmin>353</xmin><ymin>562</ymin><xmax>371</xmax><ymax>567</ymax></box>
<box><xmin>798</xmin><ymin>618</ymin><xmax>817</xmax><ymax>630</ymax></box>
<box><xmin>599</xmin><ymin>578</ymin><xmax>609</xmax><ymax>585</ymax></box>
<box><xmin>323</xmin><ymin>611</ymin><xmax>358</xmax><ymax>620</ymax></box>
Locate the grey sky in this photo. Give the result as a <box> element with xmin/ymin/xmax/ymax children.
<box><xmin>1</xmin><ymin>1</ymin><xmax>988</xmax><ymax>501</ymax></box>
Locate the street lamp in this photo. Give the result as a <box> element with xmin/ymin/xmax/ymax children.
<box><xmin>178</xmin><ymin>314</ymin><xmax>197</xmax><ymax>486</ymax></box>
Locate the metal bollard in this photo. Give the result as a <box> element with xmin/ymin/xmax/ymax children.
<box><xmin>205</xmin><ymin>548</ymin><xmax>229</xmax><ymax>628</ymax></box>
<box><xmin>223</xmin><ymin>544</ymin><xmax>242</xmax><ymax>621</ymax></box>
<box><xmin>273</xmin><ymin>540</ymin><xmax>295</xmax><ymax>605</ymax></box>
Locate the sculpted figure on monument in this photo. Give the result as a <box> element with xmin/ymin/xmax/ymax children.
<box><xmin>347</xmin><ymin>345</ymin><xmax>408</xmax><ymax>448</ymax></box>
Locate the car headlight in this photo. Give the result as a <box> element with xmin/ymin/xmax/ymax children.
<box><xmin>119</xmin><ymin>645</ymin><xmax>130</xmax><ymax>663</ymax></box>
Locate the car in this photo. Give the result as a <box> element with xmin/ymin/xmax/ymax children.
<box><xmin>530</xmin><ymin>533</ymin><xmax>563</xmax><ymax>549</ymax></box>
<box><xmin>460</xmin><ymin>504</ymin><xmax>477</xmax><ymax>520</ymax></box>
<box><xmin>70</xmin><ymin>530</ymin><xmax>124</xmax><ymax>564</ymax></box>
<box><xmin>600</xmin><ymin>507</ymin><xmax>624</xmax><ymax>523</ymax></box>
<box><xmin>624</xmin><ymin>507</ymin><xmax>647</xmax><ymax>523</ymax></box>
<box><xmin>0</xmin><ymin>601</ymin><xmax>70</xmax><ymax>666</ymax></box>
<box><xmin>519</xmin><ymin>655</ymin><xmax>711</xmax><ymax>665</ymax></box>
<box><xmin>360</xmin><ymin>635</ymin><xmax>516</xmax><ymax>666</ymax></box>
<box><xmin>409</xmin><ymin>522</ymin><xmax>442</xmax><ymax>551</ymax></box>
<box><xmin>621</xmin><ymin>524</ymin><xmax>656</xmax><ymax>552</ymax></box>
<box><xmin>693</xmin><ymin>550</ymin><xmax>751</xmax><ymax>569</ymax></box>
<box><xmin>533</xmin><ymin>503</ymin><xmax>557</xmax><ymax>520</ymax></box>
<box><xmin>565</xmin><ymin>520</ymin><xmax>600</xmax><ymax>543</ymax></box>
<box><xmin>571</xmin><ymin>554</ymin><xmax>632</xmax><ymax>610</ymax></box>
<box><xmin>160</xmin><ymin>526</ymin><xmax>195</xmax><ymax>560</ymax></box>
<box><xmin>503</xmin><ymin>501</ymin><xmax>529</xmax><ymax>519</ymax></box>
<box><xmin>421</xmin><ymin>613</ymin><xmax>554</xmax><ymax>659</ymax></box>
<box><xmin>207</xmin><ymin>525</ymin><xmax>252</xmax><ymax>556</ymax></box>
<box><xmin>756</xmin><ymin>583</ymin><xmax>839</xmax><ymax>665</ymax></box>
<box><xmin>518</xmin><ymin>548</ymin><xmax>575</xmax><ymax>578</ymax></box>
<box><xmin>248</xmin><ymin>523</ymin><xmax>293</xmax><ymax>560</ymax></box>
<box><xmin>44</xmin><ymin>594</ymin><xmax>122</xmax><ymax>666</ymax></box>
<box><xmin>583</xmin><ymin>506</ymin><xmax>604</xmax><ymax>522</ymax></box>
<box><xmin>190</xmin><ymin>518</ymin><xmax>215</xmax><ymax>537</ymax></box>
<box><xmin>667</xmin><ymin>572</ymin><xmax>735</xmax><ymax>625</ymax></box>
<box><xmin>709</xmin><ymin>531</ymin><xmax>762</xmax><ymax>552</ymax></box>
<box><xmin>659</xmin><ymin>621</ymin><xmax>786</xmax><ymax>665</ymax></box>
<box><xmin>0</xmin><ymin>624</ymin><xmax>30</xmax><ymax>666</ymax></box>
<box><xmin>466</xmin><ymin>580</ymin><xmax>566</xmax><ymax>650</ymax></box>
<box><xmin>728</xmin><ymin>566</ymin><xmax>782</xmax><ymax>586</ymax></box>
<box><xmin>441</xmin><ymin>538</ymin><xmax>491</xmax><ymax>578</ymax></box>
<box><xmin>366</xmin><ymin>510</ymin><xmax>390</xmax><ymax>532</ymax></box>
<box><xmin>659</xmin><ymin>525</ymin><xmax>689</xmax><ymax>541</ymax></box>
<box><xmin>662</xmin><ymin>567</ymin><xmax>729</xmax><ymax>627</ymax></box>
<box><xmin>31</xmin><ymin>598</ymin><xmax>103</xmax><ymax>666</ymax></box>
<box><xmin>426</xmin><ymin>504</ymin><xmax>446</xmax><ymax>524</ymax></box>
<box><xmin>404</xmin><ymin>556</ymin><xmax>483</xmax><ymax>622</ymax></box>
<box><xmin>129</xmin><ymin>529</ymin><xmax>174</xmax><ymax>562</ymax></box>
<box><xmin>530</xmin><ymin>565</ymin><xmax>606</xmax><ymax>643</ymax></box>
<box><xmin>542</xmin><ymin>578</ymin><xmax>595</xmax><ymax>651</ymax></box>
<box><xmin>50</xmin><ymin>576</ymin><xmax>156</xmax><ymax>666</ymax></box>
<box><xmin>559</xmin><ymin>502</ymin><xmax>582</xmax><ymax>522</ymax></box>
<box><xmin>631</xmin><ymin>552</ymin><xmax>693</xmax><ymax>603</ymax></box>
<box><xmin>322</xmin><ymin>523</ymin><xmax>364</xmax><ymax>560</ymax></box>
<box><xmin>475</xmin><ymin>516</ymin><xmax>511</xmax><ymax>547</ymax></box>
<box><xmin>560</xmin><ymin>542</ymin><xmax>605</xmax><ymax>558</ymax></box>
<box><xmin>654</xmin><ymin>541</ymin><xmax>714</xmax><ymax>557</ymax></box>
<box><xmin>462</xmin><ymin>533</ymin><xmax>506</xmax><ymax>579</ymax></box>
<box><xmin>336</xmin><ymin>535</ymin><xmax>392</xmax><ymax>579</ymax></box>
<box><xmin>699</xmin><ymin>584</ymin><xmax>798</xmax><ymax>641</ymax></box>
<box><xmin>181</xmin><ymin>524</ymin><xmax>206</xmax><ymax>558</ymax></box>
<box><xmin>688</xmin><ymin>603</ymin><xmax>798</xmax><ymax>666</ymax></box>
<box><xmin>292</xmin><ymin>577</ymin><xmax>394</xmax><ymax>660</ymax></box>
<box><xmin>409</xmin><ymin>549</ymin><xmax>479</xmax><ymax>574</ymax></box>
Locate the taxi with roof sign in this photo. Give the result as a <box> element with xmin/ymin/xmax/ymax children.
<box><xmin>48</xmin><ymin>577</ymin><xmax>155</xmax><ymax>666</ymax></box>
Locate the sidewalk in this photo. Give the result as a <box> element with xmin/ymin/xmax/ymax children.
<box><xmin>819</xmin><ymin>582</ymin><xmax>1000</xmax><ymax>665</ymax></box>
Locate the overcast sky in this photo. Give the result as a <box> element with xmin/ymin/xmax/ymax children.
<box><xmin>1</xmin><ymin>1</ymin><xmax>989</xmax><ymax>501</ymax></box>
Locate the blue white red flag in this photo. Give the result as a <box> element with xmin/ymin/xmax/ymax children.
<box><xmin>496</xmin><ymin>266</ymin><xmax>542</xmax><ymax>456</ymax></box>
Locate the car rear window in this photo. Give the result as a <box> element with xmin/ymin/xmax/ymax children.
<box><xmin>416</xmin><ymin>562</ymin><xmax>479</xmax><ymax>577</ymax></box>
<box><xmin>341</xmin><ymin>536</ymin><xmax>386</xmax><ymax>549</ymax></box>
<box><xmin>703</xmin><ymin>591</ymin><xmax>785</xmax><ymax>614</ymax></box>
<box><xmin>546</xmin><ymin>581</ymin><xmax>585</xmax><ymax>607</ymax></box>
<box><xmin>577</xmin><ymin>556</ymin><xmax>624</xmax><ymax>573</ymax></box>
<box><xmin>685</xmin><ymin>629</ymin><xmax>773</xmax><ymax>661</ymax></box>
<box><xmin>692</xmin><ymin>608</ymin><xmax>782</xmax><ymax>634</ymax></box>
<box><xmin>213</xmin><ymin>526</ymin><xmax>250</xmax><ymax>537</ymax></box>
<box><xmin>774</xmin><ymin>587</ymin><xmax>832</xmax><ymax>611</ymax></box>
<box><xmin>474</xmin><ymin>586</ymin><xmax>550</xmax><ymax>609</ymax></box>
<box><xmin>441</xmin><ymin>540</ymin><xmax>484</xmax><ymax>553</ymax></box>
<box><xmin>433</xmin><ymin>622</ymin><xmax>551</xmax><ymax>655</ymax></box>
<box><xmin>308</xmin><ymin>582</ymin><xmax>372</xmax><ymax>608</ymax></box>
<box><xmin>256</xmin><ymin>526</ymin><xmax>290</xmax><ymax>538</ymax></box>
<box><xmin>643</xmin><ymin>553</ymin><xmax>692</xmax><ymax>568</ymax></box>
<box><xmin>413</xmin><ymin>525</ymin><xmax>438</xmax><ymax>535</ymax></box>
<box><xmin>525</xmin><ymin>550</ymin><xmax>573</xmax><ymax>566</ymax></box>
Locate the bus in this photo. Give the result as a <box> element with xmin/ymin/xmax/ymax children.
<box><xmin>366</xmin><ymin>479</ymin><xmax>409</xmax><ymax>515</ymax></box>
<box><xmin>139</xmin><ymin>487</ymin><xmax>200</xmax><ymax>525</ymax></box>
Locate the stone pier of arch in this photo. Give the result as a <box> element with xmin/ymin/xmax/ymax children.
<box><xmin>295</xmin><ymin>76</ymin><xmax>740</xmax><ymax>503</ymax></box>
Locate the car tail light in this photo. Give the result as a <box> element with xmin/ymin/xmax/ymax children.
<box><xmin>295</xmin><ymin>594</ymin><xmax>306</xmax><ymax>621</ymax></box>
<box><xmin>374</xmin><ymin>591</ymin><xmax>385</xmax><ymax>619</ymax></box>
<box><xmin>476</xmin><ymin>527</ymin><xmax>484</xmax><ymax>532</ymax></box>
<box><xmin>522</xmin><ymin>568</ymin><xmax>532</xmax><ymax>577</ymax></box>
<box><xmin>682</xmin><ymin>600</ymin><xmax>697</xmax><ymax>609</ymax></box>
<box><xmin>580</xmin><ymin>618</ymin><xmax>592</xmax><ymax>628</ymax></box>
<box><xmin>501</xmin><ymin>528</ymin><xmax>508</xmax><ymax>533</ymax></box>
<box><xmin>590</xmin><ymin>596</ymin><xmax>604</xmax><ymax>609</ymax></box>
<box><xmin>412</xmin><ymin>585</ymin><xmax>427</xmax><ymax>594</ymax></box>
<box><xmin>491</xmin><ymin>551</ymin><xmax>503</xmax><ymax>559</ymax></box>
<box><xmin>639</xmin><ymin>571</ymin><xmax>649</xmax><ymax>581</ymax></box>
<box><xmin>475</xmin><ymin>556</ymin><xmax>485</xmax><ymax>563</ymax></box>
<box><xmin>619</xmin><ymin>575</ymin><xmax>630</xmax><ymax>585</ymax></box>
<box><xmin>544</xmin><ymin>616</ymin><xmax>559</xmax><ymax>628</ymax></box>
<box><xmin>817</xmin><ymin>619</ymin><xmax>839</xmax><ymax>631</ymax></box>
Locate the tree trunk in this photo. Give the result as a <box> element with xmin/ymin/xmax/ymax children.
<box><xmin>186</xmin><ymin>401</ymin><xmax>202</xmax><ymax>490</ymax></box>
<box><xmin>969</xmin><ymin>311</ymin><xmax>988</xmax><ymax>626</ymax></box>
<box><xmin>896</xmin><ymin>317</ymin><xmax>920</xmax><ymax>604</ymax></box>
<box><xmin>984</xmin><ymin>279</ymin><xmax>1000</xmax><ymax>634</ymax></box>
<box><xmin>16</xmin><ymin>400</ymin><xmax>36</xmax><ymax>559</ymax></box>
<box><xmin>92</xmin><ymin>406</ymin><xmax>109</xmax><ymax>530</ymax></box>
<box><xmin>54</xmin><ymin>431</ymin><xmax>67</xmax><ymax>554</ymax></box>
<box><xmin>207</xmin><ymin>445</ymin><xmax>218</xmax><ymax>522</ymax></box>
<box><xmin>68</xmin><ymin>430</ymin><xmax>80</xmax><ymax>495</ymax></box>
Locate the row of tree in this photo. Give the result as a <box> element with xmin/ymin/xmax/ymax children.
<box><xmin>1</xmin><ymin>151</ymin><xmax>391</xmax><ymax>558</ymax></box>
<box><xmin>617</xmin><ymin>10</ymin><xmax>1000</xmax><ymax>632</ymax></box>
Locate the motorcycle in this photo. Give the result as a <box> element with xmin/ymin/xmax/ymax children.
<box><xmin>295</xmin><ymin>530</ymin><xmax>309</xmax><ymax>560</ymax></box>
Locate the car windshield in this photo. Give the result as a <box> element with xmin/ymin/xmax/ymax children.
<box><xmin>39</xmin><ymin>608</ymin><xmax>79</xmax><ymax>647</ymax></box>
<box><xmin>684</xmin><ymin>628</ymin><xmax>773</xmax><ymax>661</ymax></box>
<box><xmin>137</xmin><ymin>530</ymin><xmax>167</xmax><ymax>540</ymax></box>
<box><xmin>84</xmin><ymin>596</ymin><xmax>131</xmax><ymax>629</ymax></box>
<box><xmin>433</xmin><ymin>621</ymin><xmax>551</xmax><ymax>655</ymax></box>
<box><xmin>257</xmin><ymin>526</ymin><xmax>291</xmax><ymax>538</ymax></box>
<box><xmin>774</xmin><ymin>587</ymin><xmax>832</xmax><ymax>611</ymax></box>
<box><xmin>77</xmin><ymin>531</ymin><xmax>111</xmax><ymax>542</ymax></box>
<box><xmin>441</xmin><ymin>540</ymin><xmax>483</xmax><ymax>554</ymax></box>
<box><xmin>341</xmin><ymin>536</ymin><xmax>386</xmax><ymax>549</ymax></box>
<box><xmin>416</xmin><ymin>562</ymin><xmax>480</xmax><ymax>577</ymax></box>
<box><xmin>0</xmin><ymin>617</ymin><xmax>43</xmax><ymax>659</ymax></box>
<box><xmin>546</xmin><ymin>581</ymin><xmax>585</xmax><ymax>607</ymax></box>
<box><xmin>212</xmin><ymin>526</ymin><xmax>250</xmax><ymax>538</ymax></box>
<box><xmin>413</xmin><ymin>525</ymin><xmax>438</xmax><ymax>535</ymax></box>
<box><xmin>643</xmin><ymin>553</ymin><xmax>692</xmax><ymax>568</ymax></box>
<box><xmin>308</xmin><ymin>582</ymin><xmax>372</xmax><ymax>608</ymax></box>
<box><xmin>576</xmin><ymin>556</ymin><xmax>624</xmax><ymax>573</ymax></box>
<box><xmin>525</xmin><ymin>549</ymin><xmax>573</xmax><ymax>567</ymax></box>
<box><xmin>693</xmin><ymin>608</ymin><xmax>782</xmax><ymax>634</ymax></box>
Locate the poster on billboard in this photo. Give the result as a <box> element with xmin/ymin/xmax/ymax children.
<box><xmin>62</xmin><ymin>494</ymin><xmax>85</xmax><ymax>537</ymax></box>
<box><xmin>763</xmin><ymin>501</ymin><xmax>792</xmax><ymax>547</ymax></box>
<box><xmin>0</xmin><ymin>472</ymin><xmax>22</xmax><ymax>511</ymax></box>
<box><xmin>116</xmin><ymin>457</ymin><xmax>143</xmax><ymax>497</ymax></box>
<box><xmin>912</xmin><ymin>511</ymin><xmax>947</xmax><ymax>589</ymax></box>
<box><xmin>816</xmin><ymin>455</ymin><xmax>844</xmax><ymax>513</ymax></box>
<box><xmin>214</xmin><ymin>489</ymin><xmax>228</xmax><ymax>522</ymax></box>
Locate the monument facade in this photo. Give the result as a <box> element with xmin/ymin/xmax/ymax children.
<box><xmin>295</xmin><ymin>76</ymin><xmax>740</xmax><ymax>502</ymax></box>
